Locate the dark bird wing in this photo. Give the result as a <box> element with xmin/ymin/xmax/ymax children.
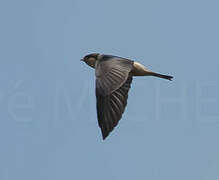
<box><xmin>95</xmin><ymin>57</ymin><xmax>134</xmax><ymax>139</ymax></box>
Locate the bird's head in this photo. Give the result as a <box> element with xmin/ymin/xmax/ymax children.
<box><xmin>81</xmin><ymin>53</ymin><xmax>99</xmax><ymax>68</ymax></box>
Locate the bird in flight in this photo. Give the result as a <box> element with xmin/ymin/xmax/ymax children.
<box><xmin>81</xmin><ymin>53</ymin><xmax>173</xmax><ymax>140</ymax></box>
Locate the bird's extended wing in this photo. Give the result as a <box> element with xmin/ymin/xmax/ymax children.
<box><xmin>95</xmin><ymin>56</ymin><xmax>134</xmax><ymax>139</ymax></box>
<box><xmin>96</xmin><ymin>75</ymin><xmax>133</xmax><ymax>139</ymax></box>
<box><xmin>95</xmin><ymin>56</ymin><xmax>133</xmax><ymax>96</ymax></box>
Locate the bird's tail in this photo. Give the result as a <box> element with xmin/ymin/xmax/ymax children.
<box><xmin>149</xmin><ymin>72</ymin><xmax>173</xmax><ymax>81</ymax></box>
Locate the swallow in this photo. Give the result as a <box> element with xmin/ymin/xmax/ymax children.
<box><xmin>81</xmin><ymin>53</ymin><xmax>173</xmax><ymax>140</ymax></box>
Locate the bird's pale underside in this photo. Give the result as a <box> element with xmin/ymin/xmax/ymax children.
<box><xmin>81</xmin><ymin>53</ymin><xmax>173</xmax><ymax>140</ymax></box>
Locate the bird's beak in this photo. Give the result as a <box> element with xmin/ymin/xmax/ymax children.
<box><xmin>80</xmin><ymin>59</ymin><xmax>84</xmax><ymax>61</ymax></box>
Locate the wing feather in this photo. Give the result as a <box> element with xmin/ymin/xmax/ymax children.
<box><xmin>96</xmin><ymin>76</ymin><xmax>133</xmax><ymax>139</ymax></box>
<box><xmin>95</xmin><ymin>57</ymin><xmax>133</xmax><ymax>96</ymax></box>
<box><xmin>95</xmin><ymin>55</ymin><xmax>134</xmax><ymax>139</ymax></box>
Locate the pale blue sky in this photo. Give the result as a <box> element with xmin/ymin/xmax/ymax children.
<box><xmin>0</xmin><ymin>0</ymin><xmax>219</xmax><ymax>179</ymax></box>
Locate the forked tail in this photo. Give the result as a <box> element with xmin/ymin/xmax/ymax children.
<box><xmin>149</xmin><ymin>72</ymin><xmax>173</xmax><ymax>81</ymax></box>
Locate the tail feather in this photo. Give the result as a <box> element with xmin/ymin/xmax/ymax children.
<box><xmin>149</xmin><ymin>72</ymin><xmax>173</xmax><ymax>81</ymax></box>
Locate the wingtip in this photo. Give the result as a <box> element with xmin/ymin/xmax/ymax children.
<box><xmin>102</xmin><ymin>137</ymin><xmax>106</xmax><ymax>140</ymax></box>
<box><xmin>102</xmin><ymin>134</ymin><xmax>107</xmax><ymax>140</ymax></box>
<box><xmin>101</xmin><ymin>129</ymin><xmax>108</xmax><ymax>140</ymax></box>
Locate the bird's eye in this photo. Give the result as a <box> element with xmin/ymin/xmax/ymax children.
<box><xmin>84</xmin><ymin>56</ymin><xmax>89</xmax><ymax>60</ymax></box>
